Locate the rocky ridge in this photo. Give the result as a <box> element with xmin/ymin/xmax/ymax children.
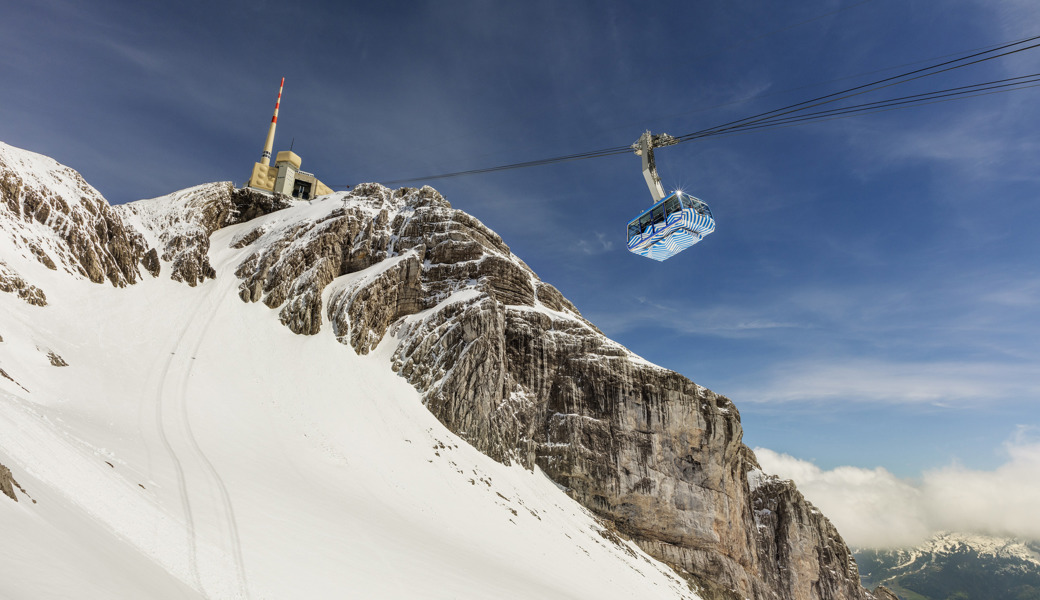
<box><xmin>0</xmin><ymin>142</ymin><xmax>151</xmax><ymax>294</ymax></box>
<box><xmin>855</xmin><ymin>533</ymin><xmax>1040</xmax><ymax>600</ymax></box>
<box><xmin>116</xmin><ymin>181</ymin><xmax>290</xmax><ymax>286</ymax></box>
<box><xmin>918</xmin><ymin>533</ymin><xmax>1040</xmax><ymax>566</ymax></box>
<box><xmin>223</xmin><ymin>182</ymin><xmax>887</xmax><ymax>600</ymax></box>
<box><xmin>0</xmin><ymin>141</ymin><xmax>890</xmax><ymax>600</ymax></box>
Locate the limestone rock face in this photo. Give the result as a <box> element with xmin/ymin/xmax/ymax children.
<box><xmin>0</xmin><ymin>142</ymin><xmax>151</xmax><ymax>288</ymax></box>
<box><xmin>229</xmin><ymin>183</ymin><xmax>884</xmax><ymax>600</ymax></box>
<box><xmin>117</xmin><ymin>182</ymin><xmax>289</xmax><ymax>287</ymax></box>
<box><xmin>0</xmin><ymin>141</ymin><xmax>885</xmax><ymax>598</ymax></box>
<box><xmin>1</xmin><ymin>463</ymin><xmax>22</xmax><ymax>502</ymax></box>
<box><xmin>0</xmin><ymin>259</ymin><xmax>47</xmax><ymax>306</ymax></box>
<box><xmin>750</xmin><ymin>472</ymin><xmax>880</xmax><ymax>600</ymax></box>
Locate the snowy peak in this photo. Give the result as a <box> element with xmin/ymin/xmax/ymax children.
<box><xmin>0</xmin><ymin>141</ymin><xmax>151</xmax><ymax>294</ymax></box>
<box><xmin>0</xmin><ymin>141</ymin><xmax>105</xmax><ymax>212</ymax></box>
<box><xmin>0</xmin><ymin>145</ymin><xmax>701</xmax><ymax>600</ymax></box>
<box><xmin>208</xmin><ymin>179</ymin><xmax>878</xmax><ymax>599</ymax></box>
<box><xmin>855</xmin><ymin>532</ymin><xmax>1040</xmax><ymax>600</ymax></box>
<box><xmin>116</xmin><ymin>181</ymin><xmax>290</xmax><ymax>287</ymax></box>
<box><xmin>914</xmin><ymin>532</ymin><xmax>1040</xmax><ymax>566</ymax></box>
<box><xmin>229</xmin><ymin>181</ymin><xmax>587</xmax><ymax>339</ymax></box>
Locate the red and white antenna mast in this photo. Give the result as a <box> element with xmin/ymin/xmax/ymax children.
<box><xmin>259</xmin><ymin>77</ymin><xmax>284</xmax><ymax>166</ymax></box>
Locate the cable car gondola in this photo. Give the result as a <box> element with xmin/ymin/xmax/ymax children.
<box><xmin>627</xmin><ymin>190</ymin><xmax>715</xmax><ymax>261</ymax></box>
<box><xmin>626</xmin><ymin>132</ymin><xmax>715</xmax><ymax>261</ymax></box>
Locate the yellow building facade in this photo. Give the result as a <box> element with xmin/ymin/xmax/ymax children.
<box><xmin>247</xmin><ymin>151</ymin><xmax>333</xmax><ymax>200</ymax></box>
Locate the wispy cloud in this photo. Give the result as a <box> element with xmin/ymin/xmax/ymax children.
<box><xmin>733</xmin><ymin>358</ymin><xmax>1040</xmax><ymax>405</ymax></box>
<box><xmin>594</xmin><ymin>269</ymin><xmax>1040</xmax><ymax>407</ymax></box>
<box><xmin>980</xmin><ymin>277</ymin><xmax>1040</xmax><ymax>308</ymax></box>
<box><xmin>588</xmin><ymin>298</ymin><xmax>807</xmax><ymax>340</ymax></box>
<box><xmin>597</xmin><ymin>270</ymin><xmax>1040</xmax><ymax>341</ymax></box>
<box><xmin>573</xmin><ymin>232</ymin><xmax>614</xmax><ymax>255</ymax></box>
<box><xmin>983</xmin><ymin>0</ymin><xmax>1040</xmax><ymax>43</ymax></box>
<box><xmin>819</xmin><ymin>1</ymin><xmax>1040</xmax><ymax>190</ymax></box>
<box><xmin>756</xmin><ymin>430</ymin><xmax>1040</xmax><ymax>548</ymax></box>
<box><xmin>598</xmin><ymin>267</ymin><xmax>1040</xmax><ymax>372</ymax></box>
<box><xmin>844</xmin><ymin>107</ymin><xmax>1040</xmax><ymax>187</ymax></box>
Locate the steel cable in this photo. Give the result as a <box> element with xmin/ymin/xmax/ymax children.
<box><xmin>328</xmin><ymin>35</ymin><xmax>1040</xmax><ymax>188</ymax></box>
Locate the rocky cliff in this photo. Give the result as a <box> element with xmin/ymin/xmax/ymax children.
<box><xmin>224</xmin><ymin>182</ymin><xmax>887</xmax><ymax>600</ymax></box>
<box><xmin>0</xmin><ymin>141</ymin><xmax>289</xmax><ymax>298</ymax></box>
<box><xmin>0</xmin><ymin>142</ymin><xmax>151</xmax><ymax>295</ymax></box>
<box><xmin>0</xmin><ymin>141</ymin><xmax>889</xmax><ymax>600</ymax></box>
<box><xmin>116</xmin><ymin>181</ymin><xmax>290</xmax><ymax>286</ymax></box>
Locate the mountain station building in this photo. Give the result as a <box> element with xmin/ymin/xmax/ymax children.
<box><xmin>247</xmin><ymin>150</ymin><xmax>332</xmax><ymax>200</ymax></box>
<box><xmin>246</xmin><ymin>78</ymin><xmax>333</xmax><ymax>201</ymax></box>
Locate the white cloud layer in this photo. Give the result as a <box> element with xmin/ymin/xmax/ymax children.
<box><xmin>754</xmin><ymin>431</ymin><xmax>1040</xmax><ymax>548</ymax></box>
<box><xmin>735</xmin><ymin>359</ymin><xmax>1040</xmax><ymax>405</ymax></box>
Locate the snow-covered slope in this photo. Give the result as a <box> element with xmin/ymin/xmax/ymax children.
<box><xmin>921</xmin><ymin>532</ymin><xmax>1040</xmax><ymax>566</ymax></box>
<box><xmin>0</xmin><ymin>144</ymin><xmax>698</xmax><ymax>599</ymax></box>
<box><xmin>1</xmin><ymin>141</ymin><xmax>894</xmax><ymax>600</ymax></box>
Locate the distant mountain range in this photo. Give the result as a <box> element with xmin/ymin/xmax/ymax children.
<box><xmin>855</xmin><ymin>532</ymin><xmax>1040</xmax><ymax>600</ymax></box>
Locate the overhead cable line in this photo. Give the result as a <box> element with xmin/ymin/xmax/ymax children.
<box><xmin>677</xmin><ymin>35</ymin><xmax>1040</xmax><ymax>142</ymax></box>
<box><xmin>334</xmin><ymin>35</ymin><xmax>1040</xmax><ymax>188</ymax></box>
<box><xmin>739</xmin><ymin>74</ymin><xmax>1040</xmax><ymax>125</ymax></box>
<box><xmin>693</xmin><ymin>74</ymin><xmax>1040</xmax><ymax>138</ymax></box>
<box><xmin>704</xmin><ymin>84</ymin><xmax>1040</xmax><ymax>140</ymax></box>
<box><xmin>646</xmin><ymin>34</ymin><xmax>1040</xmax><ymax>125</ymax></box>
<box><xmin>376</xmin><ymin>145</ymin><xmax>632</xmax><ymax>186</ymax></box>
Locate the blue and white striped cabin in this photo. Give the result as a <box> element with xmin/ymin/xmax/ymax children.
<box><xmin>626</xmin><ymin>192</ymin><xmax>715</xmax><ymax>261</ymax></box>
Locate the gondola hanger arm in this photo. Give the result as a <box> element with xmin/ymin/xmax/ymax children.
<box><xmin>632</xmin><ymin>131</ymin><xmax>678</xmax><ymax>204</ymax></box>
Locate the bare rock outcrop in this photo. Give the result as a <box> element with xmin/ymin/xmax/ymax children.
<box><xmin>750</xmin><ymin>471</ymin><xmax>875</xmax><ymax>600</ymax></box>
<box><xmin>229</xmin><ymin>183</ymin><xmax>884</xmax><ymax>600</ymax></box>
<box><xmin>0</xmin><ymin>463</ymin><xmax>25</xmax><ymax>502</ymax></box>
<box><xmin>0</xmin><ymin>259</ymin><xmax>47</xmax><ymax>306</ymax></box>
<box><xmin>46</xmin><ymin>350</ymin><xmax>68</xmax><ymax>367</ymax></box>
<box><xmin>0</xmin><ymin>142</ymin><xmax>151</xmax><ymax>288</ymax></box>
<box><xmin>117</xmin><ymin>182</ymin><xmax>289</xmax><ymax>286</ymax></box>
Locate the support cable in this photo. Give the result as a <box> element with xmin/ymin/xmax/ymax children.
<box><xmin>329</xmin><ymin>35</ymin><xmax>1040</xmax><ymax>188</ymax></box>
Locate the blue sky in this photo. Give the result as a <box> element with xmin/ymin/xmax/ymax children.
<box><xmin>3</xmin><ymin>0</ymin><xmax>1039</xmax><ymax>543</ymax></box>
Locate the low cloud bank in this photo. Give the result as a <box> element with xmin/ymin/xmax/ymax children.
<box><xmin>736</xmin><ymin>360</ymin><xmax>1040</xmax><ymax>405</ymax></box>
<box><xmin>754</xmin><ymin>432</ymin><xmax>1040</xmax><ymax>548</ymax></box>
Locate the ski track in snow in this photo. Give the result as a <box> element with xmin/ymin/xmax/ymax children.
<box><xmin>154</xmin><ymin>272</ymin><xmax>250</xmax><ymax>599</ymax></box>
<box><xmin>180</xmin><ymin>276</ymin><xmax>250</xmax><ymax>599</ymax></box>
<box><xmin>152</xmin><ymin>323</ymin><xmax>202</xmax><ymax>590</ymax></box>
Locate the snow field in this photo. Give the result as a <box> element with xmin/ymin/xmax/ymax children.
<box><xmin>0</xmin><ymin>196</ymin><xmax>699</xmax><ymax>599</ymax></box>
